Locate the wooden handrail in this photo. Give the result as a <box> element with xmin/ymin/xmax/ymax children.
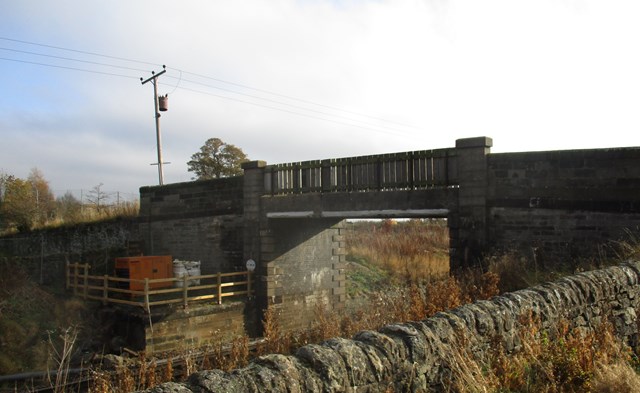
<box><xmin>66</xmin><ymin>263</ymin><xmax>254</xmax><ymax>312</ymax></box>
<box><xmin>265</xmin><ymin>147</ymin><xmax>458</xmax><ymax>195</ymax></box>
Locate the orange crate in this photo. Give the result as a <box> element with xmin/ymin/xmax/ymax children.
<box><xmin>115</xmin><ymin>256</ymin><xmax>173</xmax><ymax>291</ymax></box>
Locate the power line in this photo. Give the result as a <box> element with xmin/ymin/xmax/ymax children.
<box><xmin>0</xmin><ymin>53</ymin><xmax>410</xmax><ymax>137</ymax></box>
<box><xmin>169</xmin><ymin>84</ymin><xmax>409</xmax><ymax>137</ymax></box>
<box><xmin>0</xmin><ymin>46</ymin><xmax>150</xmax><ymax>73</ymax></box>
<box><xmin>0</xmin><ymin>51</ymin><xmax>404</xmax><ymax>136</ymax></box>
<box><xmin>0</xmin><ymin>36</ymin><xmax>158</xmax><ymax>67</ymax></box>
<box><xmin>0</xmin><ymin>57</ymin><xmax>139</xmax><ymax>79</ymax></box>
<box><xmin>166</xmin><ymin>75</ymin><xmax>412</xmax><ymax>135</ymax></box>
<box><xmin>171</xmin><ymin>68</ymin><xmax>424</xmax><ymax>131</ymax></box>
<box><xmin>3</xmin><ymin>36</ymin><xmax>397</xmax><ymax>127</ymax></box>
<box><xmin>0</xmin><ymin>36</ymin><xmax>424</xmax><ymax>136</ymax></box>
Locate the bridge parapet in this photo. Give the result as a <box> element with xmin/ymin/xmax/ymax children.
<box><xmin>263</xmin><ymin>147</ymin><xmax>458</xmax><ymax>195</ymax></box>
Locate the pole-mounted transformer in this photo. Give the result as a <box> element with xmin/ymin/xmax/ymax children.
<box><xmin>158</xmin><ymin>94</ymin><xmax>168</xmax><ymax>112</ymax></box>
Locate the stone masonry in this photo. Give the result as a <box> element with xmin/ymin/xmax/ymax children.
<box><xmin>146</xmin><ymin>261</ymin><xmax>640</xmax><ymax>392</ymax></box>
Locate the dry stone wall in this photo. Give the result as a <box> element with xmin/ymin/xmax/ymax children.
<box><xmin>146</xmin><ymin>261</ymin><xmax>640</xmax><ymax>392</ymax></box>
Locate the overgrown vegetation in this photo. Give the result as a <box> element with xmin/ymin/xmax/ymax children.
<box><xmin>3</xmin><ymin>219</ymin><xmax>640</xmax><ymax>393</ymax></box>
<box><xmin>346</xmin><ymin>219</ymin><xmax>450</xmax><ymax>286</ymax></box>
<box><xmin>0</xmin><ymin>261</ymin><xmax>94</xmax><ymax>375</ymax></box>
<box><xmin>0</xmin><ymin>169</ymin><xmax>138</xmax><ymax>235</ymax></box>
<box><xmin>444</xmin><ymin>313</ymin><xmax>640</xmax><ymax>392</ymax></box>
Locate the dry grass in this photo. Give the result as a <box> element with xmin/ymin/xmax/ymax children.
<box><xmin>83</xmin><ymin>285</ymin><xmax>639</xmax><ymax>393</ymax></box>
<box><xmin>443</xmin><ymin>313</ymin><xmax>640</xmax><ymax>393</ymax></box>
<box><xmin>252</xmin><ymin>271</ymin><xmax>500</xmax><ymax>361</ymax></box>
<box><xmin>2</xmin><ymin>200</ymin><xmax>141</xmax><ymax>235</ymax></box>
<box><xmin>0</xmin><ymin>262</ymin><xmax>94</xmax><ymax>375</ymax></box>
<box><xmin>7</xmin><ymin>219</ymin><xmax>640</xmax><ymax>392</ymax></box>
<box><xmin>346</xmin><ymin>219</ymin><xmax>450</xmax><ymax>283</ymax></box>
<box><xmin>591</xmin><ymin>362</ymin><xmax>640</xmax><ymax>393</ymax></box>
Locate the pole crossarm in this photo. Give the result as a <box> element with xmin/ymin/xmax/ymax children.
<box><xmin>140</xmin><ymin>67</ymin><xmax>167</xmax><ymax>85</ymax></box>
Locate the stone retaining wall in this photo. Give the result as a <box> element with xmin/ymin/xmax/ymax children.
<box><xmin>0</xmin><ymin>219</ymin><xmax>137</xmax><ymax>288</ymax></box>
<box><xmin>147</xmin><ymin>261</ymin><xmax>640</xmax><ymax>392</ymax></box>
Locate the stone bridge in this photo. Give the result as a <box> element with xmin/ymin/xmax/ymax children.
<box><xmin>139</xmin><ymin>136</ymin><xmax>640</xmax><ymax>333</ymax></box>
<box><xmin>3</xmin><ymin>136</ymin><xmax>640</xmax><ymax>356</ymax></box>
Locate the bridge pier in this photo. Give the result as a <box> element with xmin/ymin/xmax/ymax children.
<box><xmin>258</xmin><ymin>219</ymin><xmax>346</xmax><ymax>330</ymax></box>
<box><xmin>242</xmin><ymin>162</ymin><xmax>347</xmax><ymax>333</ymax></box>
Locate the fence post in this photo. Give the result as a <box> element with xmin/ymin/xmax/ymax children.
<box><xmin>103</xmin><ymin>275</ymin><xmax>109</xmax><ymax>305</ymax></box>
<box><xmin>293</xmin><ymin>166</ymin><xmax>300</xmax><ymax>193</ymax></box>
<box><xmin>321</xmin><ymin>159</ymin><xmax>332</xmax><ymax>192</ymax></box>
<box><xmin>408</xmin><ymin>151</ymin><xmax>415</xmax><ymax>189</ymax></box>
<box><xmin>73</xmin><ymin>263</ymin><xmax>78</xmax><ymax>296</ymax></box>
<box><xmin>66</xmin><ymin>262</ymin><xmax>70</xmax><ymax>290</ymax></box>
<box><xmin>376</xmin><ymin>157</ymin><xmax>383</xmax><ymax>190</ymax></box>
<box><xmin>247</xmin><ymin>271</ymin><xmax>252</xmax><ymax>298</ymax></box>
<box><xmin>144</xmin><ymin>278</ymin><xmax>150</xmax><ymax>313</ymax></box>
<box><xmin>82</xmin><ymin>264</ymin><xmax>89</xmax><ymax>299</ymax></box>
<box><xmin>183</xmin><ymin>275</ymin><xmax>188</xmax><ymax>308</ymax></box>
<box><xmin>217</xmin><ymin>272</ymin><xmax>222</xmax><ymax>305</ymax></box>
<box><xmin>444</xmin><ymin>149</ymin><xmax>450</xmax><ymax>186</ymax></box>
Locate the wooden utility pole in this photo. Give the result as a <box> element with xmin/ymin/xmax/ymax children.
<box><xmin>141</xmin><ymin>65</ymin><xmax>168</xmax><ymax>185</ymax></box>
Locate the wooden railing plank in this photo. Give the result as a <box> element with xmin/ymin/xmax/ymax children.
<box><xmin>265</xmin><ymin>147</ymin><xmax>457</xmax><ymax>194</ymax></box>
<box><xmin>66</xmin><ymin>263</ymin><xmax>255</xmax><ymax>312</ymax></box>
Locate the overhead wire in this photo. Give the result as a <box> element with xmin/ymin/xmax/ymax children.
<box><xmin>170</xmin><ymin>67</ymin><xmax>424</xmax><ymax>131</ymax></box>
<box><xmin>165</xmin><ymin>74</ymin><xmax>411</xmax><ymax>135</ymax></box>
<box><xmin>0</xmin><ymin>36</ymin><xmax>421</xmax><ymax>137</ymax></box>
<box><xmin>167</xmin><ymin>69</ymin><xmax>182</xmax><ymax>95</ymax></box>
<box><xmin>166</xmin><ymin>83</ymin><xmax>410</xmax><ymax>137</ymax></box>
<box><xmin>0</xmin><ymin>57</ymin><xmax>139</xmax><ymax>80</ymax></box>
<box><xmin>0</xmin><ymin>36</ymin><xmax>158</xmax><ymax>66</ymax></box>
<box><xmin>2</xmin><ymin>54</ymin><xmax>406</xmax><ymax>136</ymax></box>
<box><xmin>0</xmin><ymin>46</ymin><xmax>151</xmax><ymax>73</ymax></box>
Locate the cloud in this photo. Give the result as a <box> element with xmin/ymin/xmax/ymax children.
<box><xmin>1</xmin><ymin>0</ymin><xmax>640</xmax><ymax>195</ymax></box>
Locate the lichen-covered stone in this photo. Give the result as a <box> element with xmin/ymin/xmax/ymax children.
<box><xmin>144</xmin><ymin>263</ymin><xmax>640</xmax><ymax>393</ymax></box>
<box><xmin>189</xmin><ymin>369</ymin><xmax>251</xmax><ymax>393</ymax></box>
<box><xmin>295</xmin><ymin>343</ymin><xmax>349</xmax><ymax>391</ymax></box>
<box><xmin>143</xmin><ymin>382</ymin><xmax>193</xmax><ymax>393</ymax></box>
<box><xmin>354</xmin><ymin>330</ymin><xmax>407</xmax><ymax>367</ymax></box>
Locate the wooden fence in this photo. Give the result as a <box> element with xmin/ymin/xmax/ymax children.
<box><xmin>66</xmin><ymin>262</ymin><xmax>254</xmax><ymax>313</ymax></box>
<box><xmin>264</xmin><ymin>148</ymin><xmax>457</xmax><ymax>195</ymax></box>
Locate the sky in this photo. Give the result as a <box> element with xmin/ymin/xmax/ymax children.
<box><xmin>1</xmin><ymin>0</ymin><xmax>639</xmax><ymax>201</ymax></box>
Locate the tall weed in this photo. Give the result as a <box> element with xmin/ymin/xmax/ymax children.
<box><xmin>346</xmin><ymin>219</ymin><xmax>450</xmax><ymax>283</ymax></box>
<box><xmin>445</xmin><ymin>312</ymin><xmax>639</xmax><ymax>393</ymax></box>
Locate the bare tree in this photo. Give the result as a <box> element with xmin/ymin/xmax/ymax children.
<box><xmin>86</xmin><ymin>183</ymin><xmax>110</xmax><ymax>213</ymax></box>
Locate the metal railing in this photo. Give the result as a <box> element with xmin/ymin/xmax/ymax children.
<box><xmin>264</xmin><ymin>148</ymin><xmax>457</xmax><ymax>195</ymax></box>
<box><xmin>66</xmin><ymin>262</ymin><xmax>254</xmax><ymax>312</ymax></box>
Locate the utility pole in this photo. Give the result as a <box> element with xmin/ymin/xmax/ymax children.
<box><xmin>141</xmin><ymin>65</ymin><xmax>168</xmax><ymax>185</ymax></box>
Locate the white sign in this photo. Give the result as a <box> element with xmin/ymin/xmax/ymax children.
<box><xmin>246</xmin><ymin>259</ymin><xmax>256</xmax><ymax>272</ymax></box>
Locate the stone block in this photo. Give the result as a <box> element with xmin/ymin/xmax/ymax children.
<box><xmin>332</xmin><ymin>286</ymin><xmax>345</xmax><ymax>295</ymax></box>
<box><xmin>332</xmin><ymin>248</ymin><xmax>347</xmax><ymax>256</ymax></box>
